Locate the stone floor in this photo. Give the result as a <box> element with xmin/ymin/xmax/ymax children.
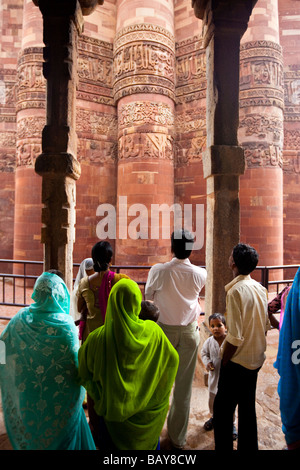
<box><xmin>0</xmin><ymin>326</ymin><xmax>286</xmax><ymax>452</ymax></box>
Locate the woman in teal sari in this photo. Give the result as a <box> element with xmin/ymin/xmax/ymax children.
<box><xmin>0</xmin><ymin>271</ymin><xmax>96</xmax><ymax>450</ymax></box>
<box><xmin>78</xmin><ymin>278</ymin><xmax>179</xmax><ymax>450</ymax></box>
<box><xmin>274</xmin><ymin>267</ymin><xmax>300</xmax><ymax>450</ymax></box>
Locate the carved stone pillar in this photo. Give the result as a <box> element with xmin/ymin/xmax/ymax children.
<box><xmin>13</xmin><ymin>0</ymin><xmax>45</xmax><ymax>280</ymax></box>
<box><xmin>33</xmin><ymin>0</ymin><xmax>84</xmax><ymax>289</ymax></box>
<box><xmin>114</xmin><ymin>1</ymin><xmax>176</xmax><ymax>269</ymax></box>
<box><xmin>193</xmin><ymin>0</ymin><xmax>256</xmax><ymax>316</ymax></box>
<box><xmin>0</xmin><ymin>1</ymin><xmax>23</xmax><ymax>267</ymax></box>
<box><xmin>278</xmin><ymin>0</ymin><xmax>300</xmax><ymax>265</ymax></box>
<box><xmin>239</xmin><ymin>0</ymin><xmax>284</xmax><ymax>269</ymax></box>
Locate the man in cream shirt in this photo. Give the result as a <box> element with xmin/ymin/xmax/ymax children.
<box><xmin>213</xmin><ymin>243</ymin><xmax>270</xmax><ymax>452</ymax></box>
<box><xmin>145</xmin><ymin>229</ymin><xmax>207</xmax><ymax>449</ymax></box>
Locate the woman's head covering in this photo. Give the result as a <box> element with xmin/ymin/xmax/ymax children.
<box><xmin>274</xmin><ymin>267</ymin><xmax>300</xmax><ymax>448</ymax></box>
<box><xmin>0</xmin><ymin>271</ymin><xmax>95</xmax><ymax>450</ymax></box>
<box><xmin>74</xmin><ymin>258</ymin><xmax>94</xmax><ymax>291</ymax></box>
<box><xmin>71</xmin><ymin>258</ymin><xmax>94</xmax><ymax>322</ymax></box>
<box><xmin>30</xmin><ymin>270</ymin><xmax>70</xmax><ymax>315</ymax></box>
<box><xmin>78</xmin><ymin>278</ymin><xmax>179</xmax><ymax>450</ymax></box>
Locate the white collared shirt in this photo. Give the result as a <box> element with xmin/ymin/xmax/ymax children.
<box><xmin>224</xmin><ymin>274</ymin><xmax>271</xmax><ymax>370</ymax></box>
<box><xmin>145</xmin><ymin>258</ymin><xmax>207</xmax><ymax>325</ymax></box>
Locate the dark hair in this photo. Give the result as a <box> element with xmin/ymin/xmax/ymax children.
<box><xmin>208</xmin><ymin>312</ymin><xmax>226</xmax><ymax>327</ymax></box>
<box><xmin>171</xmin><ymin>229</ymin><xmax>194</xmax><ymax>259</ymax></box>
<box><xmin>91</xmin><ymin>241</ymin><xmax>113</xmax><ymax>272</ymax></box>
<box><xmin>46</xmin><ymin>269</ymin><xmax>64</xmax><ymax>280</ymax></box>
<box><xmin>139</xmin><ymin>300</ymin><xmax>160</xmax><ymax>322</ymax></box>
<box><xmin>232</xmin><ymin>243</ymin><xmax>258</xmax><ymax>275</ymax></box>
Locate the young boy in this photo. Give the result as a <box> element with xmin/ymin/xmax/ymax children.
<box><xmin>139</xmin><ymin>300</ymin><xmax>160</xmax><ymax>322</ymax></box>
<box><xmin>201</xmin><ymin>313</ymin><xmax>237</xmax><ymax>439</ymax></box>
<box><xmin>201</xmin><ymin>313</ymin><xmax>227</xmax><ymax>431</ymax></box>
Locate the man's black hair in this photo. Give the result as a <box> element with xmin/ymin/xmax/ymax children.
<box><xmin>232</xmin><ymin>243</ymin><xmax>258</xmax><ymax>275</ymax></box>
<box><xmin>171</xmin><ymin>229</ymin><xmax>194</xmax><ymax>259</ymax></box>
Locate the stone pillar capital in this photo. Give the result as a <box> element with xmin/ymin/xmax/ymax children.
<box><xmin>33</xmin><ymin>0</ymin><xmax>83</xmax><ymax>33</ymax></box>
<box><xmin>35</xmin><ymin>152</ymin><xmax>81</xmax><ymax>180</ymax></box>
<box><xmin>203</xmin><ymin>145</ymin><xmax>245</xmax><ymax>179</ymax></box>
<box><xmin>193</xmin><ymin>0</ymin><xmax>258</xmax><ymax>47</ymax></box>
<box><xmin>32</xmin><ymin>0</ymin><xmax>103</xmax><ymax>18</ymax></box>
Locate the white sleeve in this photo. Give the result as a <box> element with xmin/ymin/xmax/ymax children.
<box><xmin>200</xmin><ymin>338</ymin><xmax>211</xmax><ymax>368</ymax></box>
<box><xmin>145</xmin><ymin>266</ymin><xmax>159</xmax><ymax>300</ymax></box>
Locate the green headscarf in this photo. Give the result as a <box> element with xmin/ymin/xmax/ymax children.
<box><xmin>78</xmin><ymin>278</ymin><xmax>179</xmax><ymax>450</ymax></box>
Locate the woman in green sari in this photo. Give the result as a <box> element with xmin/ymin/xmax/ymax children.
<box><xmin>78</xmin><ymin>278</ymin><xmax>179</xmax><ymax>450</ymax></box>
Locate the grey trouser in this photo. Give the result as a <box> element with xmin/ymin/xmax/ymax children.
<box><xmin>158</xmin><ymin>321</ymin><xmax>200</xmax><ymax>447</ymax></box>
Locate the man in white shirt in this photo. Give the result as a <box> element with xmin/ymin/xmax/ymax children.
<box><xmin>213</xmin><ymin>243</ymin><xmax>270</xmax><ymax>452</ymax></box>
<box><xmin>145</xmin><ymin>229</ymin><xmax>207</xmax><ymax>449</ymax></box>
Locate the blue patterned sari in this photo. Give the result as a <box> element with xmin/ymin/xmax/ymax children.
<box><xmin>274</xmin><ymin>267</ymin><xmax>300</xmax><ymax>449</ymax></box>
<box><xmin>0</xmin><ymin>272</ymin><xmax>96</xmax><ymax>450</ymax></box>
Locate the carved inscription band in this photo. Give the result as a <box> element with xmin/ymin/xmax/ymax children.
<box><xmin>113</xmin><ymin>24</ymin><xmax>175</xmax><ymax>102</ymax></box>
<box><xmin>239</xmin><ymin>40</ymin><xmax>284</xmax><ymax>169</ymax></box>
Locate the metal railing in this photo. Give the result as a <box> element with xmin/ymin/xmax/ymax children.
<box><xmin>0</xmin><ymin>259</ymin><xmax>152</xmax><ymax>320</ymax></box>
<box><xmin>0</xmin><ymin>259</ymin><xmax>299</xmax><ymax>321</ymax></box>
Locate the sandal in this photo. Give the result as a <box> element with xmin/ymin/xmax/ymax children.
<box><xmin>204</xmin><ymin>417</ymin><xmax>214</xmax><ymax>431</ymax></box>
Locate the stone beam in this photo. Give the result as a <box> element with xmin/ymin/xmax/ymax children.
<box><xmin>192</xmin><ymin>0</ymin><xmax>257</xmax><ymax>316</ymax></box>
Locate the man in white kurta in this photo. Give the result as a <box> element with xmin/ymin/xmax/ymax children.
<box><xmin>145</xmin><ymin>230</ymin><xmax>207</xmax><ymax>449</ymax></box>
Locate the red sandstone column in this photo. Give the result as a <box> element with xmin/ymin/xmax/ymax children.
<box><xmin>0</xmin><ymin>1</ymin><xmax>23</xmax><ymax>267</ymax></box>
<box><xmin>278</xmin><ymin>0</ymin><xmax>300</xmax><ymax>265</ymax></box>
<box><xmin>113</xmin><ymin>1</ymin><xmax>176</xmax><ymax>268</ymax></box>
<box><xmin>174</xmin><ymin>2</ymin><xmax>207</xmax><ymax>267</ymax></box>
<box><xmin>75</xmin><ymin>3</ymin><xmax>117</xmax><ymax>263</ymax></box>
<box><xmin>14</xmin><ymin>1</ymin><xmax>45</xmax><ymax>277</ymax></box>
<box><xmin>239</xmin><ymin>0</ymin><xmax>284</xmax><ymax>268</ymax></box>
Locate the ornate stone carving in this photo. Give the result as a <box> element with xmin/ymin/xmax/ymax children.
<box><xmin>284</xmin><ymin>129</ymin><xmax>300</xmax><ymax>150</ymax></box>
<box><xmin>239</xmin><ymin>114</ymin><xmax>283</xmax><ymax>143</ymax></box>
<box><xmin>77</xmin><ymin>35</ymin><xmax>114</xmax><ymax>105</ymax></box>
<box><xmin>243</xmin><ymin>142</ymin><xmax>283</xmax><ymax>168</ymax></box>
<box><xmin>175</xmin><ymin>136</ymin><xmax>206</xmax><ymax>168</ymax></box>
<box><xmin>0</xmin><ymin>131</ymin><xmax>16</xmax><ymax>172</ymax></box>
<box><xmin>118</xmin><ymin>102</ymin><xmax>174</xmax><ymax>129</ymax></box>
<box><xmin>77</xmin><ymin>137</ymin><xmax>117</xmax><ymax>164</ymax></box>
<box><xmin>17</xmin><ymin>48</ymin><xmax>46</xmax><ymax>112</ymax></box>
<box><xmin>282</xmin><ymin>128</ymin><xmax>300</xmax><ymax>174</ymax></box>
<box><xmin>284</xmin><ymin>66</ymin><xmax>300</xmax><ymax>121</ymax></box>
<box><xmin>283</xmin><ymin>153</ymin><xmax>300</xmax><ymax>174</ymax></box>
<box><xmin>118</xmin><ymin>132</ymin><xmax>174</xmax><ymax>161</ymax></box>
<box><xmin>175</xmin><ymin>35</ymin><xmax>206</xmax><ymax>105</ymax></box>
<box><xmin>76</xmin><ymin>108</ymin><xmax>117</xmax><ymax>136</ymax></box>
<box><xmin>0</xmin><ymin>67</ymin><xmax>17</xmax><ymax>173</ymax></box>
<box><xmin>113</xmin><ymin>24</ymin><xmax>175</xmax><ymax>102</ymax></box>
<box><xmin>240</xmin><ymin>41</ymin><xmax>284</xmax><ymax>169</ymax></box>
<box><xmin>240</xmin><ymin>40</ymin><xmax>284</xmax><ymax>110</ymax></box>
<box><xmin>76</xmin><ymin>108</ymin><xmax>117</xmax><ymax>163</ymax></box>
<box><xmin>16</xmin><ymin>116</ymin><xmax>44</xmax><ymax>167</ymax></box>
<box><xmin>16</xmin><ymin>142</ymin><xmax>42</xmax><ymax>167</ymax></box>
